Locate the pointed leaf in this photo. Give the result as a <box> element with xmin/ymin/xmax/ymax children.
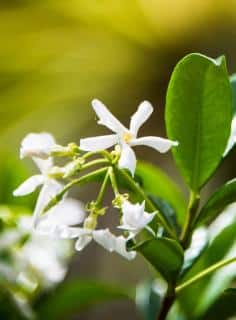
<box><xmin>131</xmin><ymin>237</ymin><xmax>184</xmax><ymax>282</ymax></box>
<box><xmin>201</xmin><ymin>288</ymin><xmax>236</xmax><ymax>320</ymax></box>
<box><xmin>196</xmin><ymin>178</ymin><xmax>236</xmax><ymax>225</ymax></box>
<box><xmin>166</xmin><ymin>53</ymin><xmax>232</xmax><ymax>190</ymax></box>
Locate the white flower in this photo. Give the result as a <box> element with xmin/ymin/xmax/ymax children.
<box><xmin>118</xmin><ymin>200</ymin><xmax>156</xmax><ymax>238</ymax></box>
<box><xmin>35</xmin><ymin>198</ymin><xmax>86</xmax><ymax>237</ymax></box>
<box><xmin>20</xmin><ymin>132</ymin><xmax>57</xmax><ymax>159</ymax></box>
<box><xmin>57</xmin><ymin>227</ymin><xmax>136</xmax><ymax>260</ymax></box>
<box><xmin>13</xmin><ymin>156</ymin><xmax>63</xmax><ymax>227</ymax></box>
<box><xmin>80</xmin><ymin>99</ymin><xmax>178</xmax><ymax>175</ymax></box>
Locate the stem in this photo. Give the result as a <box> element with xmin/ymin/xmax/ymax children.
<box><xmin>109</xmin><ymin>167</ymin><xmax>120</xmax><ymax>196</ymax></box>
<box><xmin>180</xmin><ymin>191</ymin><xmax>200</xmax><ymax>248</ymax></box>
<box><xmin>82</xmin><ymin>150</ymin><xmax>112</xmax><ymax>161</ymax></box>
<box><xmin>176</xmin><ymin>256</ymin><xmax>236</xmax><ymax>294</ymax></box>
<box><xmin>95</xmin><ymin>168</ymin><xmax>110</xmax><ymax>207</ymax></box>
<box><xmin>82</xmin><ymin>158</ymin><xmax>109</xmax><ymax>170</ymax></box>
<box><xmin>43</xmin><ymin>167</ymin><xmax>108</xmax><ymax>212</ymax></box>
<box><xmin>117</xmin><ymin>168</ymin><xmax>177</xmax><ymax>239</ymax></box>
<box><xmin>158</xmin><ymin>284</ymin><xmax>175</xmax><ymax>320</ymax></box>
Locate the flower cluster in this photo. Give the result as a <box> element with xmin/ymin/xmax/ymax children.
<box><xmin>13</xmin><ymin>100</ymin><xmax>177</xmax><ymax>260</ymax></box>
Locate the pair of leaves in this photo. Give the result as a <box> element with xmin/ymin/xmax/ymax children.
<box><xmin>166</xmin><ymin>53</ymin><xmax>232</xmax><ymax>191</ymax></box>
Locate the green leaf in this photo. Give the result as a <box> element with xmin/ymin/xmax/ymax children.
<box><xmin>195</xmin><ymin>178</ymin><xmax>236</xmax><ymax>225</ymax></box>
<box><xmin>149</xmin><ymin>196</ymin><xmax>180</xmax><ymax>235</ymax></box>
<box><xmin>132</xmin><ymin>237</ymin><xmax>184</xmax><ymax>282</ymax></box>
<box><xmin>224</xmin><ymin>74</ymin><xmax>236</xmax><ymax>155</ymax></box>
<box><xmin>180</xmin><ymin>228</ymin><xmax>208</xmax><ymax>278</ymax></box>
<box><xmin>165</xmin><ymin>53</ymin><xmax>232</xmax><ymax>191</ymax></box>
<box><xmin>136</xmin><ymin>280</ymin><xmax>162</xmax><ymax>320</ymax></box>
<box><xmin>135</xmin><ymin>162</ymin><xmax>186</xmax><ymax>225</ymax></box>
<box><xmin>177</xmin><ymin>211</ymin><xmax>236</xmax><ymax>318</ymax></box>
<box><xmin>36</xmin><ymin>279</ymin><xmax>133</xmax><ymax>320</ymax></box>
<box><xmin>201</xmin><ymin>288</ymin><xmax>236</xmax><ymax>320</ymax></box>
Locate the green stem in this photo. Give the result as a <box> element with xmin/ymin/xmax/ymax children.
<box><xmin>82</xmin><ymin>158</ymin><xmax>109</xmax><ymax>170</ymax></box>
<box><xmin>82</xmin><ymin>150</ymin><xmax>112</xmax><ymax>161</ymax></box>
<box><xmin>117</xmin><ymin>168</ymin><xmax>177</xmax><ymax>239</ymax></box>
<box><xmin>95</xmin><ymin>168</ymin><xmax>110</xmax><ymax>207</ymax></box>
<box><xmin>180</xmin><ymin>190</ymin><xmax>200</xmax><ymax>248</ymax></box>
<box><xmin>109</xmin><ymin>167</ymin><xmax>120</xmax><ymax>196</ymax></box>
<box><xmin>176</xmin><ymin>256</ymin><xmax>236</xmax><ymax>294</ymax></box>
<box><xmin>43</xmin><ymin>167</ymin><xmax>108</xmax><ymax>212</ymax></box>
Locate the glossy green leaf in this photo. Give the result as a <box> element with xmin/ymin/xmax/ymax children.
<box><xmin>132</xmin><ymin>237</ymin><xmax>184</xmax><ymax>282</ymax></box>
<box><xmin>135</xmin><ymin>162</ymin><xmax>186</xmax><ymax>224</ymax></box>
<box><xmin>180</xmin><ymin>228</ymin><xmax>208</xmax><ymax>278</ymax></box>
<box><xmin>165</xmin><ymin>53</ymin><xmax>232</xmax><ymax>191</ymax></box>
<box><xmin>36</xmin><ymin>279</ymin><xmax>132</xmax><ymax>319</ymax></box>
<box><xmin>177</xmin><ymin>209</ymin><xmax>236</xmax><ymax>318</ymax></box>
<box><xmin>196</xmin><ymin>178</ymin><xmax>236</xmax><ymax>225</ymax></box>
<box><xmin>149</xmin><ymin>196</ymin><xmax>180</xmax><ymax>235</ymax></box>
<box><xmin>224</xmin><ymin>74</ymin><xmax>236</xmax><ymax>155</ymax></box>
<box><xmin>201</xmin><ymin>288</ymin><xmax>236</xmax><ymax>320</ymax></box>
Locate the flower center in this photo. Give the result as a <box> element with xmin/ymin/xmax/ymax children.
<box><xmin>123</xmin><ymin>132</ymin><xmax>133</xmax><ymax>143</ymax></box>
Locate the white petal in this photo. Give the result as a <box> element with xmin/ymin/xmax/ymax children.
<box><xmin>118</xmin><ymin>143</ymin><xmax>136</xmax><ymax>176</ymax></box>
<box><xmin>13</xmin><ymin>175</ymin><xmax>44</xmax><ymax>196</ymax></box>
<box><xmin>75</xmin><ymin>234</ymin><xmax>92</xmax><ymax>251</ymax></box>
<box><xmin>92</xmin><ymin>99</ymin><xmax>127</xmax><ymax>134</ymax></box>
<box><xmin>93</xmin><ymin>229</ymin><xmax>117</xmax><ymax>252</ymax></box>
<box><xmin>131</xmin><ymin>136</ymin><xmax>178</xmax><ymax>153</ymax></box>
<box><xmin>130</xmin><ymin>101</ymin><xmax>153</xmax><ymax>136</ymax></box>
<box><xmin>119</xmin><ymin>200</ymin><xmax>155</xmax><ymax>236</ymax></box>
<box><xmin>114</xmin><ymin>236</ymin><xmax>136</xmax><ymax>260</ymax></box>
<box><xmin>38</xmin><ymin>198</ymin><xmax>85</xmax><ymax>227</ymax></box>
<box><xmin>80</xmin><ymin>134</ymin><xmax>118</xmax><ymax>151</ymax></box>
<box><xmin>20</xmin><ymin>132</ymin><xmax>56</xmax><ymax>159</ymax></box>
<box><xmin>32</xmin><ymin>157</ymin><xmax>54</xmax><ymax>174</ymax></box>
<box><xmin>33</xmin><ymin>179</ymin><xmax>63</xmax><ymax>227</ymax></box>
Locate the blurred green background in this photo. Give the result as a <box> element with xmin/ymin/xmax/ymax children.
<box><xmin>1</xmin><ymin>1</ymin><xmax>236</xmax><ymax>318</ymax></box>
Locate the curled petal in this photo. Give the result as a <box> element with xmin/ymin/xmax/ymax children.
<box><xmin>118</xmin><ymin>143</ymin><xmax>136</xmax><ymax>176</ymax></box>
<box><xmin>33</xmin><ymin>179</ymin><xmax>63</xmax><ymax>227</ymax></box>
<box><xmin>13</xmin><ymin>175</ymin><xmax>44</xmax><ymax>196</ymax></box>
<box><xmin>93</xmin><ymin>229</ymin><xmax>117</xmax><ymax>252</ymax></box>
<box><xmin>131</xmin><ymin>136</ymin><xmax>178</xmax><ymax>153</ymax></box>
<box><xmin>75</xmin><ymin>234</ymin><xmax>92</xmax><ymax>251</ymax></box>
<box><xmin>20</xmin><ymin>132</ymin><xmax>56</xmax><ymax>159</ymax></box>
<box><xmin>130</xmin><ymin>101</ymin><xmax>153</xmax><ymax>137</ymax></box>
<box><xmin>119</xmin><ymin>200</ymin><xmax>155</xmax><ymax>237</ymax></box>
<box><xmin>92</xmin><ymin>99</ymin><xmax>127</xmax><ymax>134</ymax></box>
<box><xmin>80</xmin><ymin>134</ymin><xmax>118</xmax><ymax>151</ymax></box>
<box><xmin>115</xmin><ymin>236</ymin><xmax>136</xmax><ymax>260</ymax></box>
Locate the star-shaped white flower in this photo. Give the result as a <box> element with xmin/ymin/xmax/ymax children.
<box><xmin>118</xmin><ymin>200</ymin><xmax>156</xmax><ymax>238</ymax></box>
<box><xmin>55</xmin><ymin>227</ymin><xmax>136</xmax><ymax>260</ymax></box>
<box><xmin>20</xmin><ymin>132</ymin><xmax>57</xmax><ymax>159</ymax></box>
<box><xmin>80</xmin><ymin>99</ymin><xmax>178</xmax><ymax>175</ymax></box>
<box><xmin>13</xmin><ymin>155</ymin><xmax>63</xmax><ymax>227</ymax></box>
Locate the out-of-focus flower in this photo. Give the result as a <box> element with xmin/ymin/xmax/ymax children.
<box><xmin>80</xmin><ymin>99</ymin><xmax>178</xmax><ymax>175</ymax></box>
<box><xmin>36</xmin><ymin>198</ymin><xmax>86</xmax><ymax>237</ymax></box>
<box><xmin>20</xmin><ymin>132</ymin><xmax>57</xmax><ymax>159</ymax></box>
<box><xmin>118</xmin><ymin>200</ymin><xmax>156</xmax><ymax>238</ymax></box>
<box><xmin>13</xmin><ymin>156</ymin><xmax>63</xmax><ymax>227</ymax></box>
